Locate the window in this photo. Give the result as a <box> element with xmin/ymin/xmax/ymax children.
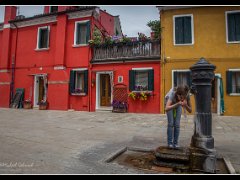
<box><xmin>74</xmin><ymin>21</ymin><xmax>90</xmax><ymax>45</ymax></box>
<box><xmin>69</xmin><ymin>69</ymin><xmax>88</xmax><ymax>95</ymax></box>
<box><xmin>50</xmin><ymin>6</ymin><xmax>58</xmax><ymax>13</ymax></box>
<box><xmin>174</xmin><ymin>15</ymin><xmax>194</xmax><ymax>45</ymax></box>
<box><xmin>227</xmin><ymin>70</ymin><xmax>240</xmax><ymax>95</ymax></box>
<box><xmin>173</xmin><ymin>70</ymin><xmax>191</xmax><ymax>88</ymax></box>
<box><xmin>129</xmin><ymin>69</ymin><xmax>154</xmax><ymax>91</ymax></box>
<box><xmin>226</xmin><ymin>11</ymin><xmax>240</xmax><ymax>43</ymax></box>
<box><xmin>37</xmin><ymin>26</ymin><xmax>50</xmax><ymax>49</ymax></box>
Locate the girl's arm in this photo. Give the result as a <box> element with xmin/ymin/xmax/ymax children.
<box><xmin>182</xmin><ymin>99</ymin><xmax>192</xmax><ymax>113</ymax></box>
<box><xmin>165</xmin><ymin>99</ymin><xmax>182</xmax><ymax>112</ymax></box>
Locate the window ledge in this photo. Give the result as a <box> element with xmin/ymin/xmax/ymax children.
<box><xmin>132</xmin><ymin>91</ymin><xmax>153</xmax><ymax>93</ymax></box>
<box><xmin>72</xmin><ymin>44</ymin><xmax>89</xmax><ymax>48</ymax></box>
<box><xmin>71</xmin><ymin>93</ymin><xmax>87</xmax><ymax>96</ymax></box>
<box><xmin>227</xmin><ymin>41</ymin><xmax>240</xmax><ymax>44</ymax></box>
<box><xmin>174</xmin><ymin>43</ymin><xmax>194</xmax><ymax>46</ymax></box>
<box><xmin>35</xmin><ymin>48</ymin><xmax>50</xmax><ymax>51</ymax></box>
<box><xmin>229</xmin><ymin>93</ymin><xmax>240</xmax><ymax>96</ymax></box>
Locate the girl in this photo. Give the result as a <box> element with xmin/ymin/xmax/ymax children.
<box><xmin>165</xmin><ymin>85</ymin><xmax>192</xmax><ymax>148</ymax></box>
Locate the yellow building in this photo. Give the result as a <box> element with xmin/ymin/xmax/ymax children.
<box><xmin>158</xmin><ymin>6</ymin><xmax>240</xmax><ymax>116</ymax></box>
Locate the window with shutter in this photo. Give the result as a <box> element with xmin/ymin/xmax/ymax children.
<box><xmin>227</xmin><ymin>12</ymin><xmax>240</xmax><ymax>43</ymax></box>
<box><xmin>70</xmin><ymin>69</ymin><xmax>88</xmax><ymax>95</ymax></box>
<box><xmin>129</xmin><ymin>69</ymin><xmax>154</xmax><ymax>91</ymax></box>
<box><xmin>37</xmin><ymin>26</ymin><xmax>50</xmax><ymax>49</ymax></box>
<box><xmin>75</xmin><ymin>21</ymin><xmax>90</xmax><ymax>45</ymax></box>
<box><xmin>173</xmin><ymin>70</ymin><xmax>191</xmax><ymax>88</ymax></box>
<box><xmin>227</xmin><ymin>70</ymin><xmax>240</xmax><ymax>94</ymax></box>
<box><xmin>50</xmin><ymin>6</ymin><xmax>58</xmax><ymax>13</ymax></box>
<box><xmin>174</xmin><ymin>15</ymin><xmax>193</xmax><ymax>45</ymax></box>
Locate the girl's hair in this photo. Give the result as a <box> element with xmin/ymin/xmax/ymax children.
<box><xmin>175</xmin><ymin>85</ymin><xmax>189</xmax><ymax>100</ymax></box>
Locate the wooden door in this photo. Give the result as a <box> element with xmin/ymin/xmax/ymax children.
<box><xmin>211</xmin><ymin>78</ymin><xmax>217</xmax><ymax>113</ymax></box>
<box><xmin>100</xmin><ymin>74</ymin><xmax>111</xmax><ymax>106</ymax></box>
<box><xmin>38</xmin><ymin>77</ymin><xmax>44</xmax><ymax>103</ymax></box>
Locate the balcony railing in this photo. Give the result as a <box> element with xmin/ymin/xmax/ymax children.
<box><xmin>91</xmin><ymin>40</ymin><xmax>160</xmax><ymax>63</ymax></box>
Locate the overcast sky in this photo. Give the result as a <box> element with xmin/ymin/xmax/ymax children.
<box><xmin>0</xmin><ymin>6</ymin><xmax>159</xmax><ymax>37</ymax></box>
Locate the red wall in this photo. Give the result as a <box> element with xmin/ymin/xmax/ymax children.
<box><xmin>91</xmin><ymin>61</ymin><xmax>161</xmax><ymax>114</ymax></box>
<box><xmin>100</xmin><ymin>10</ymin><xmax>115</xmax><ymax>36</ymax></box>
<box><xmin>13</xmin><ymin>24</ymin><xmax>56</xmax><ymax>69</ymax></box>
<box><xmin>0</xmin><ymin>31</ymin><xmax>3</xmax><ymax>63</ymax></box>
<box><xmin>65</xmin><ymin>17</ymin><xmax>92</xmax><ymax>68</ymax></box>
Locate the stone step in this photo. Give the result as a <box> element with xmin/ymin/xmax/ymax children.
<box><xmin>155</xmin><ymin>146</ymin><xmax>190</xmax><ymax>162</ymax></box>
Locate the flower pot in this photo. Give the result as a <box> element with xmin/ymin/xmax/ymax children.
<box><xmin>39</xmin><ymin>102</ymin><xmax>48</xmax><ymax>110</ymax></box>
<box><xmin>112</xmin><ymin>107</ymin><xmax>127</xmax><ymax>113</ymax></box>
<box><xmin>24</xmin><ymin>103</ymin><xmax>32</xmax><ymax>109</ymax></box>
<box><xmin>39</xmin><ymin>104</ymin><xmax>47</xmax><ymax>110</ymax></box>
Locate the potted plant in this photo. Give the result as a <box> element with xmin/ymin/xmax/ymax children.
<box><xmin>112</xmin><ymin>100</ymin><xmax>128</xmax><ymax>113</ymax></box>
<box><xmin>38</xmin><ymin>100</ymin><xmax>48</xmax><ymax>110</ymax></box>
<box><xmin>128</xmin><ymin>91</ymin><xmax>153</xmax><ymax>101</ymax></box>
<box><xmin>23</xmin><ymin>99</ymin><xmax>32</xmax><ymax>109</ymax></box>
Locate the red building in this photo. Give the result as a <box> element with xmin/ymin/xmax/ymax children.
<box><xmin>0</xmin><ymin>6</ymin><xmax>161</xmax><ymax>113</ymax></box>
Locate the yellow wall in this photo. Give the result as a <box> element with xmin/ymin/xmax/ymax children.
<box><xmin>160</xmin><ymin>7</ymin><xmax>240</xmax><ymax>116</ymax></box>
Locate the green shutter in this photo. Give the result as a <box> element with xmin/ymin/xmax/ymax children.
<box><xmin>69</xmin><ymin>70</ymin><xmax>76</xmax><ymax>94</ymax></box>
<box><xmin>235</xmin><ymin>13</ymin><xmax>240</xmax><ymax>41</ymax></box>
<box><xmin>228</xmin><ymin>13</ymin><xmax>236</xmax><ymax>42</ymax></box>
<box><xmin>46</xmin><ymin>27</ymin><xmax>49</xmax><ymax>48</ymax></box>
<box><xmin>226</xmin><ymin>71</ymin><xmax>233</xmax><ymax>94</ymax></box>
<box><xmin>129</xmin><ymin>70</ymin><xmax>135</xmax><ymax>91</ymax></box>
<box><xmin>175</xmin><ymin>17</ymin><xmax>184</xmax><ymax>44</ymax></box>
<box><xmin>183</xmin><ymin>16</ymin><xmax>192</xmax><ymax>44</ymax></box>
<box><xmin>76</xmin><ymin>23</ymin><xmax>81</xmax><ymax>44</ymax></box>
<box><xmin>148</xmin><ymin>69</ymin><xmax>154</xmax><ymax>91</ymax></box>
<box><xmin>219</xmin><ymin>77</ymin><xmax>225</xmax><ymax>114</ymax></box>
<box><xmin>173</xmin><ymin>71</ymin><xmax>178</xmax><ymax>87</ymax></box>
<box><xmin>86</xmin><ymin>21</ymin><xmax>90</xmax><ymax>43</ymax></box>
<box><xmin>84</xmin><ymin>70</ymin><xmax>88</xmax><ymax>94</ymax></box>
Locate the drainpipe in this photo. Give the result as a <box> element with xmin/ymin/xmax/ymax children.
<box><xmin>88</xmin><ymin>14</ymin><xmax>94</xmax><ymax>112</ymax></box>
<box><xmin>10</xmin><ymin>22</ymin><xmax>18</xmax><ymax>105</ymax></box>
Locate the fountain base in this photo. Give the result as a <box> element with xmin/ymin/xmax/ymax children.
<box><xmin>106</xmin><ymin>146</ymin><xmax>232</xmax><ymax>174</ymax></box>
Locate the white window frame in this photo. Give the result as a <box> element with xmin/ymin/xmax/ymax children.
<box><xmin>228</xmin><ymin>69</ymin><xmax>240</xmax><ymax>96</ymax></box>
<box><xmin>36</xmin><ymin>26</ymin><xmax>50</xmax><ymax>50</ymax></box>
<box><xmin>173</xmin><ymin>14</ymin><xmax>194</xmax><ymax>46</ymax></box>
<box><xmin>73</xmin><ymin>20</ymin><xmax>89</xmax><ymax>47</ymax></box>
<box><xmin>225</xmin><ymin>10</ymin><xmax>240</xmax><ymax>44</ymax></box>
<box><xmin>172</xmin><ymin>69</ymin><xmax>191</xmax><ymax>88</ymax></box>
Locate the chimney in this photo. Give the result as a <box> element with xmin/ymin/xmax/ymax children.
<box><xmin>4</xmin><ymin>6</ymin><xmax>17</xmax><ymax>24</ymax></box>
<box><xmin>43</xmin><ymin>6</ymin><xmax>50</xmax><ymax>14</ymax></box>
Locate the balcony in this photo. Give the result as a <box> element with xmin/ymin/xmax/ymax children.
<box><xmin>91</xmin><ymin>40</ymin><xmax>160</xmax><ymax>63</ymax></box>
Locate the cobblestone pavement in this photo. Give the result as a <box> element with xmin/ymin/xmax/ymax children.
<box><xmin>0</xmin><ymin>108</ymin><xmax>239</xmax><ymax>174</ymax></box>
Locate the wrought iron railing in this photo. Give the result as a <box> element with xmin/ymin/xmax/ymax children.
<box><xmin>91</xmin><ymin>40</ymin><xmax>160</xmax><ymax>62</ymax></box>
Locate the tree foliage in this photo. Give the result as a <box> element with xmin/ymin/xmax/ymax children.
<box><xmin>147</xmin><ymin>20</ymin><xmax>161</xmax><ymax>40</ymax></box>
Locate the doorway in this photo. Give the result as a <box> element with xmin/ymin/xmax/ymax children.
<box><xmin>100</xmin><ymin>74</ymin><xmax>111</xmax><ymax>106</ymax></box>
<box><xmin>34</xmin><ymin>75</ymin><xmax>47</xmax><ymax>107</ymax></box>
<box><xmin>96</xmin><ymin>72</ymin><xmax>113</xmax><ymax>110</ymax></box>
<box><xmin>211</xmin><ymin>74</ymin><xmax>221</xmax><ymax>115</ymax></box>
